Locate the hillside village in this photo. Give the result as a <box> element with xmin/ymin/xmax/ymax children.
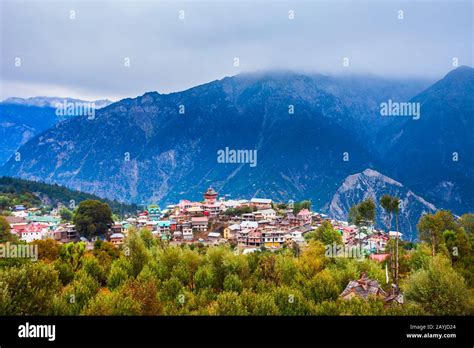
<box><xmin>1</xmin><ymin>184</ymin><xmax>473</xmax><ymax>316</ymax></box>
<box><xmin>5</xmin><ymin>187</ymin><xmax>397</xmax><ymax>260</ymax></box>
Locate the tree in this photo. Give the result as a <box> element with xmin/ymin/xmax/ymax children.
<box><xmin>293</xmin><ymin>200</ymin><xmax>311</xmax><ymax>214</ymax></box>
<box><xmin>0</xmin><ymin>262</ymin><xmax>61</xmax><ymax>315</ymax></box>
<box><xmin>31</xmin><ymin>239</ymin><xmax>61</xmax><ymax>262</ymax></box>
<box><xmin>0</xmin><ymin>196</ymin><xmax>10</xmax><ymax>210</ymax></box>
<box><xmin>403</xmin><ymin>255</ymin><xmax>473</xmax><ymax>315</ymax></box>
<box><xmin>349</xmin><ymin>199</ymin><xmax>376</xmax><ymax>248</ymax></box>
<box><xmin>305</xmin><ymin>220</ymin><xmax>342</xmax><ymax>245</ymax></box>
<box><xmin>418</xmin><ymin>210</ymin><xmax>458</xmax><ymax>256</ymax></box>
<box><xmin>73</xmin><ymin>200</ymin><xmax>113</xmax><ymax>238</ymax></box>
<box><xmin>380</xmin><ymin>195</ymin><xmax>401</xmax><ymax>286</ymax></box>
<box><xmin>125</xmin><ymin>229</ymin><xmax>150</xmax><ymax>277</ymax></box>
<box><xmin>60</xmin><ymin>242</ymin><xmax>86</xmax><ymax>272</ymax></box>
<box><xmin>0</xmin><ymin>216</ymin><xmax>17</xmax><ymax>243</ymax></box>
<box><xmin>59</xmin><ymin>207</ymin><xmax>73</xmax><ymax>222</ymax></box>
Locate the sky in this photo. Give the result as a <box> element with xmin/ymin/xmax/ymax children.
<box><xmin>1</xmin><ymin>0</ymin><xmax>472</xmax><ymax>101</ymax></box>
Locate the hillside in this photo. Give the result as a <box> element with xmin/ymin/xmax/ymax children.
<box><xmin>0</xmin><ymin>176</ymin><xmax>138</xmax><ymax>216</ymax></box>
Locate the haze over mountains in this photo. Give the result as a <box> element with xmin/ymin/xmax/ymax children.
<box><xmin>0</xmin><ymin>66</ymin><xmax>472</xmax><ymax>240</ymax></box>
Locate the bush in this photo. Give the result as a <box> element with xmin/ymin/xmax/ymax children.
<box><xmin>403</xmin><ymin>255</ymin><xmax>473</xmax><ymax>315</ymax></box>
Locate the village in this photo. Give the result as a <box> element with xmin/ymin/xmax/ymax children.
<box><xmin>5</xmin><ymin>187</ymin><xmax>400</xmax><ymax>262</ymax></box>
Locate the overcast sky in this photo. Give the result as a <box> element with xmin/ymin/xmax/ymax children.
<box><xmin>1</xmin><ymin>0</ymin><xmax>472</xmax><ymax>101</ymax></box>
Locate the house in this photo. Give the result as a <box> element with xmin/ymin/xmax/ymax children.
<box><xmin>207</xmin><ymin>232</ymin><xmax>221</xmax><ymax>242</ymax></box>
<box><xmin>191</xmin><ymin>216</ymin><xmax>208</xmax><ymax>232</ymax></box>
<box><xmin>158</xmin><ymin>221</ymin><xmax>171</xmax><ymax>236</ymax></box>
<box><xmin>240</xmin><ymin>221</ymin><xmax>258</xmax><ymax>230</ymax></box>
<box><xmin>51</xmin><ymin>224</ymin><xmax>79</xmax><ymax>243</ymax></box>
<box><xmin>14</xmin><ymin>223</ymin><xmax>49</xmax><ymax>243</ymax></box>
<box><xmin>187</xmin><ymin>206</ymin><xmax>204</xmax><ymax>216</ymax></box>
<box><xmin>340</xmin><ymin>273</ymin><xmax>388</xmax><ymax>300</ymax></box>
<box><xmin>202</xmin><ymin>203</ymin><xmax>222</xmax><ymax>216</ymax></box>
<box><xmin>247</xmin><ymin>231</ymin><xmax>262</xmax><ymax>247</ymax></box>
<box><xmin>109</xmin><ymin>224</ymin><xmax>122</xmax><ymax>235</ymax></box>
<box><xmin>146</xmin><ymin>205</ymin><xmax>161</xmax><ymax>221</ymax></box>
<box><xmin>241</xmin><ymin>213</ymin><xmax>255</xmax><ymax>221</ymax></box>
<box><xmin>262</xmin><ymin>230</ymin><xmax>285</xmax><ymax>248</ymax></box>
<box><xmin>110</xmin><ymin>232</ymin><xmax>125</xmax><ymax>246</ymax></box>
<box><xmin>183</xmin><ymin>228</ymin><xmax>193</xmax><ymax>240</ymax></box>
<box><xmin>12</xmin><ymin>210</ymin><xmax>28</xmax><ymax>218</ymax></box>
<box><xmin>250</xmin><ymin>198</ymin><xmax>272</xmax><ymax>209</ymax></box>
<box><xmin>258</xmin><ymin>209</ymin><xmax>276</xmax><ymax>220</ymax></box>
<box><xmin>389</xmin><ymin>231</ymin><xmax>403</xmax><ymax>240</ymax></box>
<box><xmin>297</xmin><ymin>209</ymin><xmax>312</xmax><ymax>224</ymax></box>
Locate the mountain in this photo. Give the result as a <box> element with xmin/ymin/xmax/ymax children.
<box><xmin>0</xmin><ymin>72</ymin><xmax>386</xmax><ymax>206</ymax></box>
<box><xmin>2</xmin><ymin>96</ymin><xmax>113</xmax><ymax>109</ymax></box>
<box><xmin>326</xmin><ymin>169</ymin><xmax>437</xmax><ymax>241</ymax></box>
<box><xmin>380</xmin><ymin>66</ymin><xmax>474</xmax><ymax>214</ymax></box>
<box><xmin>0</xmin><ymin>68</ymin><xmax>471</xmax><ymax>234</ymax></box>
<box><xmin>0</xmin><ymin>97</ymin><xmax>113</xmax><ymax>166</ymax></box>
<box><xmin>0</xmin><ymin>104</ymin><xmax>59</xmax><ymax>165</ymax></box>
<box><xmin>309</xmin><ymin>74</ymin><xmax>431</xmax><ymax>148</ymax></box>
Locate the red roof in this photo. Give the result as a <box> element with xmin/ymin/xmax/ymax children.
<box><xmin>369</xmin><ymin>253</ymin><xmax>390</xmax><ymax>262</ymax></box>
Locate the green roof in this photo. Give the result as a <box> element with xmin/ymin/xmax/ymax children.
<box><xmin>26</xmin><ymin>216</ymin><xmax>60</xmax><ymax>223</ymax></box>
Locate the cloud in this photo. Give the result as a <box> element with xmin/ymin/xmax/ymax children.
<box><xmin>1</xmin><ymin>0</ymin><xmax>472</xmax><ymax>100</ymax></box>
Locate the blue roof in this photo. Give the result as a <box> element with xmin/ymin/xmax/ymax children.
<box><xmin>158</xmin><ymin>221</ymin><xmax>171</xmax><ymax>227</ymax></box>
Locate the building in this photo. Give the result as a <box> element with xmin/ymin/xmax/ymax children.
<box><xmin>340</xmin><ymin>273</ymin><xmax>388</xmax><ymax>300</ymax></box>
<box><xmin>297</xmin><ymin>209</ymin><xmax>312</xmax><ymax>224</ymax></box>
<box><xmin>110</xmin><ymin>233</ymin><xmax>125</xmax><ymax>246</ymax></box>
<box><xmin>191</xmin><ymin>217</ymin><xmax>208</xmax><ymax>232</ymax></box>
<box><xmin>158</xmin><ymin>221</ymin><xmax>171</xmax><ymax>236</ymax></box>
<box><xmin>262</xmin><ymin>230</ymin><xmax>285</xmax><ymax>247</ymax></box>
<box><xmin>207</xmin><ymin>232</ymin><xmax>221</xmax><ymax>242</ymax></box>
<box><xmin>146</xmin><ymin>205</ymin><xmax>161</xmax><ymax>221</ymax></box>
<box><xmin>258</xmin><ymin>209</ymin><xmax>276</xmax><ymax>220</ymax></box>
<box><xmin>250</xmin><ymin>198</ymin><xmax>272</xmax><ymax>209</ymax></box>
<box><xmin>204</xmin><ymin>187</ymin><xmax>218</xmax><ymax>204</ymax></box>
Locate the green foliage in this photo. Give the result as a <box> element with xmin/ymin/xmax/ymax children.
<box><xmin>223</xmin><ymin>273</ymin><xmax>243</xmax><ymax>293</ymax></box>
<box><xmin>107</xmin><ymin>257</ymin><xmax>132</xmax><ymax>290</ymax></box>
<box><xmin>0</xmin><ymin>176</ymin><xmax>138</xmax><ymax>216</ymax></box>
<box><xmin>60</xmin><ymin>242</ymin><xmax>86</xmax><ymax>272</ymax></box>
<box><xmin>82</xmin><ymin>289</ymin><xmax>141</xmax><ymax>315</ymax></box>
<box><xmin>293</xmin><ymin>200</ymin><xmax>311</xmax><ymax>214</ymax></box>
<box><xmin>125</xmin><ymin>229</ymin><xmax>151</xmax><ymax>277</ymax></box>
<box><xmin>31</xmin><ymin>239</ymin><xmax>61</xmax><ymax>262</ymax></box>
<box><xmin>305</xmin><ymin>220</ymin><xmax>342</xmax><ymax>245</ymax></box>
<box><xmin>224</xmin><ymin>205</ymin><xmax>257</xmax><ymax>216</ymax></box>
<box><xmin>418</xmin><ymin>210</ymin><xmax>458</xmax><ymax>255</ymax></box>
<box><xmin>73</xmin><ymin>200</ymin><xmax>113</xmax><ymax>238</ymax></box>
<box><xmin>1</xmin><ymin>215</ymin><xmax>473</xmax><ymax>316</ymax></box>
<box><xmin>0</xmin><ymin>262</ymin><xmax>61</xmax><ymax>315</ymax></box>
<box><xmin>59</xmin><ymin>207</ymin><xmax>73</xmax><ymax>222</ymax></box>
<box><xmin>0</xmin><ymin>215</ymin><xmax>17</xmax><ymax>243</ymax></box>
<box><xmin>349</xmin><ymin>198</ymin><xmax>376</xmax><ymax>227</ymax></box>
<box><xmin>403</xmin><ymin>255</ymin><xmax>473</xmax><ymax>315</ymax></box>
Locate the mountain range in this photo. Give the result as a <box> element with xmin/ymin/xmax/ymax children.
<box><xmin>0</xmin><ymin>97</ymin><xmax>113</xmax><ymax>165</ymax></box>
<box><xmin>1</xmin><ymin>66</ymin><xmax>472</xmax><ymax>240</ymax></box>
